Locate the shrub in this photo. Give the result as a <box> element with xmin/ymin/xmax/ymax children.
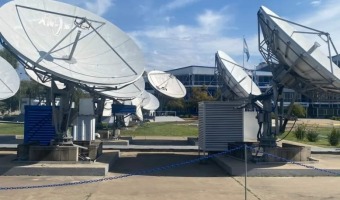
<box><xmin>328</xmin><ymin>128</ymin><xmax>340</xmax><ymax>146</ymax></box>
<box><xmin>291</xmin><ymin>104</ymin><xmax>306</xmax><ymax>118</ymax></box>
<box><xmin>306</xmin><ymin>124</ymin><xmax>319</xmax><ymax>142</ymax></box>
<box><xmin>331</xmin><ymin>116</ymin><xmax>340</xmax><ymax>121</ymax></box>
<box><xmin>294</xmin><ymin>123</ymin><xmax>307</xmax><ymax>140</ymax></box>
<box><xmin>306</xmin><ymin>130</ymin><xmax>319</xmax><ymax>142</ymax></box>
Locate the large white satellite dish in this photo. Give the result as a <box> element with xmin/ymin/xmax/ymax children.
<box><xmin>99</xmin><ymin>76</ymin><xmax>145</xmax><ymax>100</ymax></box>
<box><xmin>142</xmin><ymin>92</ymin><xmax>160</xmax><ymax>111</ymax></box>
<box><xmin>258</xmin><ymin>6</ymin><xmax>340</xmax><ymax>93</ymax></box>
<box><xmin>0</xmin><ymin>0</ymin><xmax>145</xmax><ymax>86</ymax></box>
<box><xmin>0</xmin><ymin>57</ymin><xmax>20</xmax><ymax>100</ymax></box>
<box><xmin>216</xmin><ymin>50</ymin><xmax>262</xmax><ymax>98</ymax></box>
<box><xmin>147</xmin><ymin>70</ymin><xmax>186</xmax><ymax>98</ymax></box>
<box><xmin>24</xmin><ymin>67</ymin><xmax>65</xmax><ymax>89</ymax></box>
<box><xmin>26</xmin><ymin>65</ymin><xmax>144</xmax><ymax>99</ymax></box>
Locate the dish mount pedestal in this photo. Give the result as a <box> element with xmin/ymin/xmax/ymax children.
<box><xmin>50</xmin><ymin>78</ymin><xmax>75</xmax><ymax>145</ymax></box>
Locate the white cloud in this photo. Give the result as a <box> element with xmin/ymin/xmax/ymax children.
<box><xmin>297</xmin><ymin>0</ymin><xmax>340</xmax><ymax>55</ymax></box>
<box><xmin>84</xmin><ymin>0</ymin><xmax>114</xmax><ymax>16</ymax></box>
<box><xmin>159</xmin><ymin>0</ymin><xmax>200</xmax><ymax>13</ymax></box>
<box><xmin>164</xmin><ymin>16</ymin><xmax>174</xmax><ymax>23</ymax></box>
<box><xmin>129</xmin><ymin>8</ymin><xmax>259</xmax><ymax>71</ymax></box>
<box><xmin>57</xmin><ymin>0</ymin><xmax>114</xmax><ymax>16</ymax></box>
<box><xmin>197</xmin><ymin>10</ymin><xmax>228</xmax><ymax>34</ymax></box>
<box><xmin>310</xmin><ymin>0</ymin><xmax>321</xmax><ymax>6</ymax></box>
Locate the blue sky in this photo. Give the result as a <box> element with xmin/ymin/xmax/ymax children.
<box><xmin>1</xmin><ymin>0</ymin><xmax>340</xmax><ymax>72</ymax></box>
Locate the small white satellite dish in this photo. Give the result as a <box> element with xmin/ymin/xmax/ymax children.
<box><xmin>0</xmin><ymin>57</ymin><xmax>20</xmax><ymax>100</ymax></box>
<box><xmin>135</xmin><ymin>105</ymin><xmax>143</xmax><ymax>121</ymax></box>
<box><xmin>142</xmin><ymin>92</ymin><xmax>160</xmax><ymax>111</ymax></box>
<box><xmin>102</xmin><ymin>99</ymin><xmax>113</xmax><ymax>117</ymax></box>
<box><xmin>0</xmin><ymin>0</ymin><xmax>145</xmax><ymax>86</ymax></box>
<box><xmin>216</xmin><ymin>50</ymin><xmax>262</xmax><ymax>98</ymax></box>
<box><xmin>124</xmin><ymin>115</ymin><xmax>131</xmax><ymax>126</ymax></box>
<box><xmin>258</xmin><ymin>6</ymin><xmax>340</xmax><ymax>93</ymax></box>
<box><xmin>147</xmin><ymin>70</ymin><xmax>186</xmax><ymax>98</ymax></box>
<box><xmin>122</xmin><ymin>99</ymin><xmax>143</xmax><ymax>121</ymax></box>
<box><xmin>130</xmin><ymin>90</ymin><xmax>150</xmax><ymax>107</ymax></box>
<box><xmin>99</xmin><ymin>76</ymin><xmax>145</xmax><ymax>100</ymax></box>
<box><xmin>24</xmin><ymin>67</ymin><xmax>66</xmax><ymax>89</ymax></box>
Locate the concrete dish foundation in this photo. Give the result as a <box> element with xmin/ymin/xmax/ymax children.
<box><xmin>17</xmin><ymin>141</ymin><xmax>103</xmax><ymax>162</ymax></box>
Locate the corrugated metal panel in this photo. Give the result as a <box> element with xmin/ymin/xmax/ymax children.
<box><xmin>199</xmin><ymin>101</ymin><xmax>257</xmax><ymax>151</ymax></box>
<box><xmin>24</xmin><ymin>106</ymin><xmax>55</xmax><ymax>146</ymax></box>
<box><xmin>72</xmin><ymin>116</ymin><xmax>96</xmax><ymax>141</ymax></box>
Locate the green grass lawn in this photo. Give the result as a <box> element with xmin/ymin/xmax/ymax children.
<box><xmin>1</xmin><ymin>119</ymin><xmax>339</xmax><ymax>148</ymax></box>
<box><xmin>0</xmin><ymin>123</ymin><xmax>24</xmax><ymax>135</ymax></box>
<box><xmin>0</xmin><ymin>121</ymin><xmax>199</xmax><ymax>137</ymax></box>
<box><xmin>279</xmin><ymin>126</ymin><xmax>340</xmax><ymax>148</ymax></box>
<box><xmin>121</xmin><ymin>121</ymin><xmax>198</xmax><ymax>137</ymax></box>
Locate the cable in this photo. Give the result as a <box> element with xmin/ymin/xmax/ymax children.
<box><xmin>276</xmin><ymin>118</ymin><xmax>297</xmax><ymax>142</ymax></box>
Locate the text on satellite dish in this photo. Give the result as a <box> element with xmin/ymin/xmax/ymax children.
<box><xmin>38</xmin><ymin>14</ymin><xmax>71</xmax><ymax>36</ymax></box>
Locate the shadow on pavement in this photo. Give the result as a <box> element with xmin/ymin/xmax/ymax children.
<box><xmin>131</xmin><ymin>139</ymin><xmax>188</xmax><ymax>146</ymax></box>
<box><xmin>110</xmin><ymin>152</ymin><xmax>228</xmax><ymax>177</ymax></box>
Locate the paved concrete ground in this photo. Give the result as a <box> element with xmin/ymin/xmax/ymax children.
<box><xmin>153</xmin><ymin>116</ymin><xmax>185</xmax><ymax>122</ymax></box>
<box><xmin>1</xmin><ymin>151</ymin><xmax>340</xmax><ymax>200</ymax></box>
<box><xmin>1</xmin><ymin>118</ymin><xmax>340</xmax><ymax>199</ymax></box>
<box><xmin>215</xmin><ymin>154</ymin><xmax>340</xmax><ymax>176</ymax></box>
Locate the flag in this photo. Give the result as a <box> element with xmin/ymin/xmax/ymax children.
<box><xmin>243</xmin><ymin>38</ymin><xmax>250</xmax><ymax>62</ymax></box>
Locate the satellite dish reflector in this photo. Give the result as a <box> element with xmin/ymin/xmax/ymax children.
<box><xmin>135</xmin><ymin>106</ymin><xmax>143</xmax><ymax>121</ymax></box>
<box><xmin>102</xmin><ymin>99</ymin><xmax>113</xmax><ymax>117</ymax></box>
<box><xmin>24</xmin><ymin>67</ymin><xmax>65</xmax><ymax>89</ymax></box>
<box><xmin>0</xmin><ymin>57</ymin><xmax>20</xmax><ymax>100</ymax></box>
<box><xmin>258</xmin><ymin>6</ymin><xmax>340</xmax><ymax>93</ymax></box>
<box><xmin>99</xmin><ymin>76</ymin><xmax>145</xmax><ymax>100</ymax></box>
<box><xmin>131</xmin><ymin>90</ymin><xmax>150</xmax><ymax>107</ymax></box>
<box><xmin>0</xmin><ymin>0</ymin><xmax>145</xmax><ymax>85</ymax></box>
<box><xmin>216</xmin><ymin>50</ymin><xmax>262</xmax><ymax>97</ymax></box>
<box><xmin>143</xmin><ymin>93</ymin><xmax>160</xmax><ymax>111</ymax></box>
<box><xmin>124</xmin><ymin>115</ymin><xmax>131</xmax><ymax>126</ymax></box>
<box><xmin>147</xmin><ymin>70</ymin><xmax>186</xmax><ymax>98</ymax></box>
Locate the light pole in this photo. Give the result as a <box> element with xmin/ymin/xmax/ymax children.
<box><xmin>18</xmin><ymin>73</ymin><xmax>22</xmax><ymax>114</ymax></box>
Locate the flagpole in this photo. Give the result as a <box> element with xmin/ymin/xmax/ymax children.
<box><xmin>243</xmin><ymin>36</ymin><xmax>245</xmax><ymax>69</ymax></box>
<box><xmin>243</xmin><ymin>37</ymin><xmax>248</xmax><ymax>200</ymax></box>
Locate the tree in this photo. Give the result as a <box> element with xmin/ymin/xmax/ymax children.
<box><xmin>164</xmin><ymin>98</ymin><xmax>185</xmax><ymax>113</ymax></box>
<box><xmin>0</xmin><ymin>48</ymin><xmax>18</xmax><ymax>69</ymax></box>
<box><xmin>0</xmin><ymin>101</ymin><xmax>8</xmax><ymax>115</ymax></box>
<box><xmin>291</xmin><ymin>103</ymin><xmax>306</xmax><ymax>118</ymax></box>
<box><xmin>188</xmin><ymin>86</ymin><xmax>215</xmax><ymax>114</ymax></box>
<box><xmin>0</xmin><ymin>80</ymin><xmax>54</xmax><ymax>113</ymax></box>
<box><xmin>191</xmin><ymin>86</ymin><xmax>214</xmax><ymax>102</ymax></box>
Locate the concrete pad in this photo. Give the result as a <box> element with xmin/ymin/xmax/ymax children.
<box><xmin>0</xmin><ymin>150</ymin><xmax>119</xmax><ymax>176</ymax></box>
<box><xmin>131</xmin><ymin>136</ymin><xmax>189</xmax><ymax>146</ymax></box>
<box><xmin>213</xmin><ymin>154</ymin><xmax>340</xmax><ymax>177</ymax></box>
<box><xmin>187</xmin><ymin>137</ymin><xmax>198</xmax><ymax>145</ymax></box>
<box><xmin>103</xmin><ymin>144</ymin><xmax>198</xmax><ymax>151</ymax></box>
<box><xmin>101</xmin><ymin>140</ymin><xmax>129</xmax><ymax>146</ymax></box>
<box><xmin>153</xmin><ymin>116</ymin><xmax>185</xmax><ymax>122</ymax></box>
